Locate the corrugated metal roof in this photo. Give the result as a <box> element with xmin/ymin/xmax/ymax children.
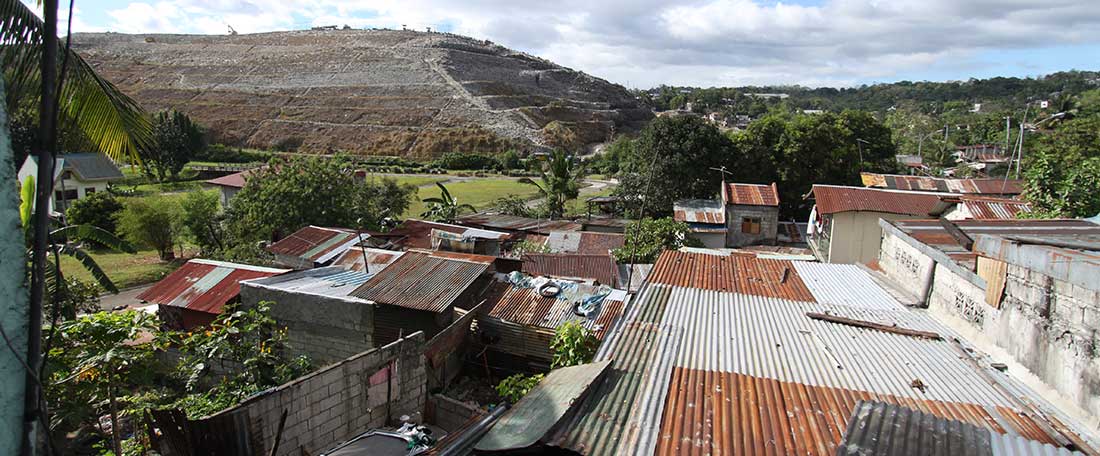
<box><xmin>861</xmin><ymin>173</ymin><xmax>1023</xmax><ymax>196</ymax></box>
<box><xmin>812</xmin><ymin>185</ymin><xmax>952</xmax><ymax>216</ymax></box>
<box><xmin>349</xmin><ymin>251</ymin><xmax>490</xmax><ymax>313</ymax></box>
<box><xmin>267</xmin><ymin>226</ymin><xmax>360</xmax><ymax>266</ymax></box>
<box><xmin>839</xmin><ymin>400</ymin><xmax>1080</xmax><ymax>456</ymax></box>
<box><xmin>481</xmin><ymin>281</ymin><xmax>626</xmax><ymax>340</ymax></box>
<box><xmin>792</xmin><ymin>262</ymin><xmax>906</xmax><ymax>311</ymax></box>
<box><xmin>477</xmin><ymin>360</ymin><xmax>612</xmax><ymax>452</ymax></box>
<box><xmin>673</xmin><ymin>199</ymin><xmax>726</xmax><ymax>224</ymax></box>
<box><xmin>137</xmin><ymin>259</ymin><xmax>288</xmax><ymax>314</ymax></box>
<box><xmin>522</xmin><ymin>253</ymin><xmax>619</xmax><ymax>287</ymax></box>
<box><xmin>546</xmin><ymin>231</ymin><xmax>625</xmax><ymax>255</ymax></box>
<box><xmin>959</xmin><ymin>196</ymin><xmax>1033</xmax><ymax>220</ymax></box>
<box><xmin>332</xmin><ymin>247</ymin><xmax>404</xmax><ymax>272</ymax></box>
<box><xmin>383</xmin><ymin>219</ymin><xmax>508</xmax><ymax>250</ymax></box>
<box><xmin>723</xmin><ymin>182</ymin><xmax>780</xmax><ymax>206</ymax></box>
<box><xmin>242</xmin><ymin>266</ymin><xmax>375</xmax><ymax>301</ymax></box>
<box><xmin>647</xmin><ymin>250</ymin><xmax>816</xmax><ymax>301</ymax></box>
<box><xmin>455</xmin><ymin>213</ymin><xmax>583</xmax><ymax>234</ymax></box>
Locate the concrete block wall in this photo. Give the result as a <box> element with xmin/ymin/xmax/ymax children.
<box><xmin>240</xmin><ymin>285</ymin><xmax>374</xmax><ymax>364</ymax></box>
<box><xmin>725</xmin><ymin>205</ymin><xmax>778</xmax><ymax>247</ymax></box>
<box><xmin>427</xmin><ymin>394</ymin><xmax>486</xmax><ymax>432</ymax></box>
<box><xmin>208</xmin><ymin>332</ymin><xmax>428</xmax><ymax>456</ymax></box>
<box><xmin>878</xmin><ymin>232</ymin><xmax>936</xmax><ymax>303</ymax></box>
<box><xmin>927</xmin><ymin>263</ymin><xmax>989</xmax><ymax>329</ymax></box>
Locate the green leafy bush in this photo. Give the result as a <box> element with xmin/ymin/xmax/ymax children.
<box><xmin>66</xmin><ymin>191</ymin><xmax>124</xmax><ymax>235</ymax></box>
<box><xmin>117</xmin><ymin>196</ymin><xmax>182</xmax><ymax>260</ymax></box>
<box><xmin>495</xmin><ymin>373</ymin><xmax>545</xmax><ymax>403</ymax></box>
<box><xmin>612</xmin><ymin>217</ymin><xmax>700</xmax><ymax>264</ymax></box>
<box><xmin>550</xmin><ymin>321</ymin><xmax>598</xmax><ymax>369</ymax></box>
<box><xmin>434</xmin><ymin>152</ymin><xmax>502</xmax><ymax>170</ymax></box>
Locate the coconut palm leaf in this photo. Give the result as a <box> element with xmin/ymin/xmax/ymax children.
<box><xmin>516</xmin><ymin>177</ymin><xmax>549</xmax><ymax>196</ymax></box>
<box><xmin>51</xmin><ymin>224</ymin><xmax>136</xmax><ymax>253</ymax></box>
<box><xmin>421</xmin><ymin>197</ymin><xmax>448</xmax><ymax>204</ymax></box>
<box><xmin>54</xmin><ymin>243</ymin><xmax>118</xmax><ymax>293</ymax></box>
<box><xmin>1</xmin><ymin>0</ymin><xmax>151</xmax><ymax>162</ymax></box>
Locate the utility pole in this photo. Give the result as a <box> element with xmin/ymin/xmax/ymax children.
<box><xmin>856</xmin><ymin>138</ymin><xmax>870</xmax><ymax>170</ymax></box>
<box><xmin>1004</xmin><ymin>116</ymin><xmax>1011</xmax><ymax>153</ymax></box>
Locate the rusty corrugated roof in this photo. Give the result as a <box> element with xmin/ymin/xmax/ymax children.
<box><xmin>266</xmin><ymin>226</ymin><xmax>360</xmax><ymax>266</ymax></box>
<box><xmin>673</xmin><ymin>199</ymin><xmax>726</xmax><ymax>225</ymax></box>
<box><xmin>383</xmin><ymin>219</ymin><xmax>508</xmax><ymax>250</ymax></box>
<box><xmin>812</xmin><ymin>185</ymin><xmax>949</xmax><ymax>216</ymax></box>
<box><xmin>522</xmin><ymin>253</ymin><xmax>619</xmax><ymax>287</ymax></box>
<box><xmin>137</xmin><ymin>259</ymin><xmax>288</xmax><ymax>315</ymax></box>
<box><xmin>546</xmin><ymin>231</ymin><xmax>625</xmax><ymax>255</ymax></box>
<box><xmin>482</xmin><ymin>281</ymin><xmax>626</xmax><ymax>340</ymax></box>
<box><xmin>958</xmin><ymin>196</ymin><xmax>1032</xmax><ymax>220</ymax></box>
<box><xmin>860</xmin><ymin>172</ymin><xmax>1023</xmax><ymax>195</ymax></box>
<box><xmin>332</xmin><ymin>247</ymin><xmax>404</xmax><ymax>272</ymax></box>
<box><xmin>455</xmin><ymin>213</ymin><xmax>583</xmax><ymax>234</ymax></box>
<box><xmin>349</xmin><ymin>251</ymin><xmax>490</xmax><ymax>313</ymax></box>
<box><xmin>647</xmin><ymin>250</ymin><xmax>815</xmax><ymax>301</ymax></box>
<box><xmin>723</xmin><ymin>182</ymin><xmax>780</xmax><ymax>206</ymax></box>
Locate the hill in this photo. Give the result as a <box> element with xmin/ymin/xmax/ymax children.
<box><xmin>73</xmin><ymin>29</ymin><xmax>652</xmax><ymax>158</ymax></box>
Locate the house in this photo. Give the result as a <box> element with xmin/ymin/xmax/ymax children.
<box><xmin>875</xmin><ymin>218</ymin><xmax>1100</xmax><ymax>423</ymax></box>
<box><xmin>807</xmin><ymin>185</ymin><xmax>954</xmax><ymax>264</ymax></box>
<box><xmin>475</xmin><ymin>273</ymin><xmax>627</xmax><ymax>363</ymax></box>
<box><xmin>266</xmin><ymin>225</ymin><xmax>365</xmax><ymax>269</ymax></box>
<box><xmin>137</xmin><ymin>259</ymin><xmax>289</xmax><ymax>330</ymax></box>
<box><xmin>860</xmin><ymin>172</ymin><xmax>1023</xmax><ymax>196</ymax></box>
<box><xmin>672</xmin><ymin>199</ymin><xmax>726</xmax><ymax>248</ymax></box>
<box><xmin>17</xmin><ymin>153</ymin><xmax>124</xmax><ymax>215</ymax></box>
<box><xmin>474</xmin><ymin>249</ymin><xmax>1097</xmax><ymax>455</ymax></box>
<box><xmin>721</xmin><ymin>182</ymin><xmax>780</xmax><ymax>247</ymax></box>
<box><xmin>521</xmin><ymin>253</ymin><xmax>619</xmax><ymax>287</ymax></box>
<box><xmin>377</xmin><ymin>219</ymin><xmax>509</xmax><ymax>255</ymax></box>
<box><xmin>204</xmin><ymin>169</ymin><xmax>252</xmax><ymax>206</ymax></box>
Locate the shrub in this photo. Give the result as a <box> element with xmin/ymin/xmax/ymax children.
<box><xmin>434</xmin><ymin>152</ymin><xmax>501</xmax><ymax>170</ymax></box>
<box><xmin>612</xmin><ymin>217</ymin><xmax>700</xmax><ymax>264</ymax></box>
<box><xmin>66</xmin><ymin>192</ymin><xmax>124</xmax><ymax>235</ymax></box>
<box><xmin>117</xmin><ymin>196</ymin><xmax>182</xmax><ymax>261</ymax></box>
<box><xmin>495</xmin><ymin>373</ymin><xmax>545</xmax><ymax>404</ymax></box>
<box><xmin>550</xmin><ymin>321</ymin><xmax>598</xmax><ymax>368</ymax></box>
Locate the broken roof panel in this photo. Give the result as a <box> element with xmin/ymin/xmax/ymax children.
<box><xmin>332</xmin><ymin>247</ymin><xmax>404</xmax><ymax>272</ymax></box>
<box><xmin>723</xmin><ymin>182</ymin><xmax>780</xmax><ymax>206</ymax></box>
<box><xmin>266</xmin><ymin>226</ymin><xmax>361</xmax><ymax>266</ymax></box>
<box><xmin>137</xmin><ymin>259</ymin><xmax>288</xmax><ymax>314</ymax></box>
<box><xmin>349</xmin><ymin>251</ymin><xmax>491</xmax><ymax>313</ymax></box>
<box><xmin>812</xmin><ymin>184</ymin><xmax>950</xmax><ymax>216</ymax></box>
<box><xmin>382</xmin><ymin>219</ymin><xmax>508</xmax><ymax>250</ymax></box>
<box><xmin>521</xmin><ymin>253</ymin><xmax>619</xmax><ymax>287</ymax></box>
<box><xmin>481</xmin><ymin>280</ymin><xmax>627</xmax><ymax>340</ymax></box>
<box><xmin>861</xmin><ymin>172</ymin><xmax>1023</xmax><ymax>195</ymax></box>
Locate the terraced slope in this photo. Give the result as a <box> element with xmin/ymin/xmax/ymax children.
<box><xmin>74</xmin><ymin>29</ymin><xmax>652</xmax><ymax>158</ymax></box>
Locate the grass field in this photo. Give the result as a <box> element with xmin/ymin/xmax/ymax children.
<box><xmin>405</xmin><ymin>178</ymin><xmax>542</xmax><ymax>218</ymax></box>
<box><xmin>59</xmin><ymin>248</ymin><xmax>184</xmax><ymax>290</ymax></box>
<box><xmin>365</xmin><ymin>175</ymin><xmax>447</xmax><ymax>188</ymax></box>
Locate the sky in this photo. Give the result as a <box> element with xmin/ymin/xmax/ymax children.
<box><xmin>37</xmin><ymin>0</ymin><xmax>1100</xmax><ymax>89</ymax></box>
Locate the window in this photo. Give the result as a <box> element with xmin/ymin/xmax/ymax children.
<box><xmin>60</xmin><ymin>171</ymin><xmax>72</xmax><ymax>181</ymax></box>
<box><xmin>741</xmin><ymin>217</ymin><xmax>761</xmax><ymax>234</ymax></box>
<box><xmin>54</xmin><ymin>189</ymin><xmax>78</xmax><ymax>202</ymax></box>
<box><xmin>85</xmin><ymin>187</ymin><xmax>96</xmax><ymax>195</ymax></box>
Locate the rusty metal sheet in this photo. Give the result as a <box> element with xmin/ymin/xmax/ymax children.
<box><xmin>647</xmin><ymin>250</ymin><xmax>815</xmax><ymax>301</ymax></box>
<box><xmin>959</xmin><ymin>196</ymin><xmax>1033</xmax><ymax>220</ymax></box>
<box><xmin>522</xmin><ymin>253</ymin><xmax>619</xmax><ymax>286</ymax></box>
<box><xmin>812</xmin><ymin>184</ymin><xmax>949</xmax><ymax>216</ymax></box>
<box><xmin>455</xmin><ymin>213</ymin><xmax>583</xmax><ymax>234</ymax></box>
<box><xmin>673</xmin><ymin>199</ymin><xmax>726</xmax><ymax>224</ymax></box>
<box><xmin>724</xmin><ymin>182</ymin><xmax>780</xmax><ymax>206</ymax></box>
<box><xmin>137</xmin><ymin>259</ymin><xmax>288</xmax><ymax>315</ymax></box>
<box><xmin>546</xmin><ymin>231</ymin><xmax>625</xmax><ymax>255</ymax></box>
<box><xmin>267</xmin><ymin>226</ymin><xmax>359</xmax><ymax>265</ymax></box>
<box><xmin>349</xmin><ymin>251</ymin><xmax>490</xmax><ymax>313</ymax></box>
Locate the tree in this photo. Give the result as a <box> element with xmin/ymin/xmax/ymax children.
<box><xmin>518</xmin><ymin>150</ymin><xmax>581</xmax><ymax>219</ymax></box>
<box><xmin>117</xmin><ymin>196</ymin><xmax>182</xmax><ymax>261</ymax></box>
<box><xmin>421</xmin><ymin>182</ymin><xmax>476</xmax><ymax>223</ymax></box>
<box><xmin>142</xmin><ymin>110</ymin><xmax>206</xmax><ymax>181</ymax></box>
<box><xmin>180</xmin><ymin>190</ymin><xmax>224</xmax><ymax>255</ymax></box>
<box><xmin>614</xmin><ymin>116</ymin><xmax>732</xmax><ymax>217</ymax></box>
<box><xmin>612</xmin><ymin>217</ymin><xmax>699</xmax><ymax>264</ymax></box>
<box><xmin>65</xmin><ymin>192</ymin><xmax>124</xmax><ymax>236</ymax></box>
<box><xmin>1022</xmin><ymin>116</ymin><xmax>1100</xmax><ymax>218</ymax></box>
<box><xmin>493</xmin><ymin>194</ymin><xmax>538</xmax><ymax>218</ymax></box>
<box><xmin>225</xmin><ymin>155</ymin><xmax>416</xmax><ymax>243</ymax></box>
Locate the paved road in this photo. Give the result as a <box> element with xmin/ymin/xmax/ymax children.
<box><xmin>99</xmin><ymin>284</ymin><xmax>151</xmax><ymax>311</ymax></box>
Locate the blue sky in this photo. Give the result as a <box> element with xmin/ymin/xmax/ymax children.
<box><xmin>49</xmin><ymin>0</ymin><xmax>1100</xmax><ymax>88</ymax></box>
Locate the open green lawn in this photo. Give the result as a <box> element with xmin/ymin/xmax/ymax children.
<box><xmin>405</xmin><ymin>178</ymin><xmax>542</xmax><ymax>218</ymax></box>
<box><xmin>59</xmin><ymin>248</ymin><xmax>184</xmax><ymax>290</ymax></box>
<box><xmin>365</xmin><ymin>175</ymin><xmax>447</xmax><ymax>188</ymax></box>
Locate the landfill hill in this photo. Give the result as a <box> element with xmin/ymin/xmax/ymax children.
<box><xmin>73</xmin><ymin>29</ymin><xmax>653</xmax><ymax>158</ymax></box>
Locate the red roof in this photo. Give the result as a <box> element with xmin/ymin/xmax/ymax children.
<box><xmin>349</xmin><ymin>251</ymin><xmax>492</xmax><ymax>313</ymax></box>
<box><xmin>811</xmin><ymin>185</ymin><xmax>947</xmax><ymax>216</ymax></box>
<box><xmin>723</xmin><ymin>182</ymin><xmax>779</xmax><ymax>206</ymax></box>
<box><xmin>647</xmin><ymin>250</ymin><xmax>815</xmax><ymax>301</ymax></box>
<box><xmin>205</xmin><ymin>169</ymin><xmax>254</xmax><ymax>189</ymax></box>
<box><xmin>522</xmin><ymin>253</ymin><xmax>619</xmax><ymax>287</ymax></box>
<box><xmin>546</xmin><ymin>231</ymin><xmax>625</xmax><ymax>255</ymax></box>
<box><xmin>266</xmin><ymin>226</ymin><xmax>359</xmax><ymax>265</ymax></box>
<box><xmin>956</xmin><ymin>196</ymin><xmax>1031</xmax><ymax>220</ymax></box>
<box><xmin>137</xmin><ymin>259</ymin><xmax>288</xmax><ymax>315</ymax></box>
<box><xmin>382</xmin><ymin>219</ymin><xmax>508</xmax><ymax>250</ymax></box>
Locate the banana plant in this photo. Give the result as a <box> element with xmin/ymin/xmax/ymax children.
<box><xmin>421</xmin><ymin>182</ymin><xmax>476</xmax><ymax>223</ymax></box>
<box><xmin>518</xmin><ymin>149</ymin><xmax>581</xmax><ymax>219</ymax></box>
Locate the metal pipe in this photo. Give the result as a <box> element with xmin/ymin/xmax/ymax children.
<box><xmin>435</xmin><ymin>403</ymin><xmax>510</xmax><ymax>456</ymax></box>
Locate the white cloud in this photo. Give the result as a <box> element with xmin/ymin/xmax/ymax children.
<box><xmin>74</xmin><ymin>0</ymin><xmax>1100</xmax><ymax>87</ymax></box>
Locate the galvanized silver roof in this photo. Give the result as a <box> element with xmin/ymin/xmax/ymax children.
<box><xmin>792</xmin><ymin>261</ymin><xmax>907</xmax><ymax>311</ymax></box>
<box><xmin>242</xmin><ymin>266</ymin><xmax>376</xmax><ymax>302</ymax></box>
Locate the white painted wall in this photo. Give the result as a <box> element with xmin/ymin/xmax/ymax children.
<box><xmin>826</xmin><ymin>211</ymin><xmax>921</xmax><ymax>264</ymax></box>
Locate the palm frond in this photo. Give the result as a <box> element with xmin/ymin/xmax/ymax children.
<box><xmin>56</xmin><ymin>244</ymin><xmax>118</xmax><ymax>293</ymax></box>
<box><xmin>1</xmin><ymin>0</ymin><xmax>152</xmax><ymax>162</ymax></box>
<box><xmin>421</xmin><ymin>197</ymin><xmax>447</xmax><ymax>204</ymax></box>
<box><xmin>459</xmin><ymin>204</ymin><xmax>477</xmax><ymax>214</ymax></box>
<box><xmin>19</xmin><ymin>175</ymin><xmax>34</xmax><ymax>228</ymax></box>
<box><xmin>52</xmin><ymin>224</ymin><xmax>136</xmax><ymax>253</ymax></box>
<box><xmin>435</xmin><ymin>182</ymin><xmax>455</xmax><ymax>203</ymax></box>
<box><xmin>516</xmin><ymin>177</ymin><xmax>548</xmax><ymax>196</ymax></box>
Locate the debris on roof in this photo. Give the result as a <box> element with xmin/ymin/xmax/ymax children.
<box><xmin>861</xmin><ymin>172</ymin><xmax>1023</xmax><ymax>195</ymax></box>
<box><xmin>137</xmin><ymin>259</ymin><xmax>288</xmax><ymax>315</ymax></box>
<box><xmin>349</xmin><ymin>250</ymin><xmax>493</xmax><ymax>313</ymax></box>
<box><xmin>811</xmin><ymin>184</ymin><xmax>951</xmax><ymax>216</ymax></box>
<box><xmin>522</xmin><ymin>253</ymin><xmax>619</xmax><ymax>287</ymax></box>
<box><xmin>546</xmin><ymin>231</ymin><xmax>625</xmax><ymax>255</ymax></box>
<box><xmin>723</xmin><ymin>182</ymin><xmax>780</xmax><ymax>206</ymax></box>
<box><xmin>381</xmin><ymin>219</ymin><xmax>509</xmax><ymax>251</ymax></box>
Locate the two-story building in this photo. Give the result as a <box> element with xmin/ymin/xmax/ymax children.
<box><xmin>722</xmin><ymin>182</ymin><xmax>780</xmax><ymax>247</ymax></box>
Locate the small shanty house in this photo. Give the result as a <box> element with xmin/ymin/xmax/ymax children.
<box><xmin>722</xmin><ymin>182</ymin><xmax>780</xmax><ymax>247</ymax></box>
<box><xmin>266</xmin><ymin>225</ymin><xmax>365</xmax><ymax>269</ymax></box>
<box><xmin>673</xmin><ymin>199</ymin><xmax>727</xmax><ymax>248</ymax></box>
<box><xmin>475</xmin><ymin>273</ymin><xmax>628</xmax><ymax>363</ymax></box>
<box><xmin>377</xmin><ymin>219</ymin><xmax>509</xmax><ymax>256</ymax></box>
<box><xmin>17</xmin><ymin>153</ymin><xmax>124</xmax><ymax>215</ymax></box>
<box><xmin>138</xmin><ymin>259</ymin><xmax>289</xmax><ymax>330</ymax></box>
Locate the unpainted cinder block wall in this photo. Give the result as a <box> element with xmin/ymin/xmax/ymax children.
<box><xmin>209</xmin><ymin>332</ymin><xmax>427</xmax><ymax>456</ymax></box>
<box><xmin>725</xmin><ymin>205</ymin><xmax>778</xmax><ymax>247</ymax></box>
<box><xmin>877</xmin><ymin>232</ymin><xmax>936</xmax><ymax>303</ymax></box>
<box><xmin>240</xmin><ymin>285</ymin><xmax>374</xmax><ymax>365</ymax></box>
<box><xmin>426</xmin><ymin>394</ymin><xmax>486</xmax><ymax>432</ymax></box>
